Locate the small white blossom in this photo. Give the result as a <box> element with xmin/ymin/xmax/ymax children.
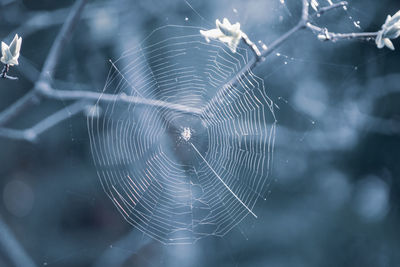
<box><xmin>317</xmin><ymin>34</ymin><xmax>327</xmax><ymax>41</ymax></box>
<box><xmin>317</xmin><ymin>28</ymin><xmax>330</xmax><ymax>41</ymax></box>
<box><xmin>311</xmin><ymin>0</ymin><xmax>319</xmax><ymax>12</ymax></box>
<box><xmin>376</xmin><ymin>10</ymin><xmax>400</xmax><ymax>50</ymax></box>
<box><xmin>1</xmin><ymin>34</ymin><xmax>22</xmax><ymax>66</ymax></box>
<box><xmin>200</xmin><ymin>18</ymin><xmax>242</xmax><ymax>53</ymax></box>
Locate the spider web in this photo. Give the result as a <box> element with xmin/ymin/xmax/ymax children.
<box><xmin>87</xmin><ymin>25</ymin><xmax>276</xmax><ymax>244</ymax></box>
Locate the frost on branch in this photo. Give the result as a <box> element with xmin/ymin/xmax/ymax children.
<box><xmin>376</xmin><ymin>10</ymin><xmax>400</xmax><ymax>50</ymax></box>
<box><xmin>200</xmin><ymin>18</ymin><xmax>242</xmax><ymax>53</ymax></box>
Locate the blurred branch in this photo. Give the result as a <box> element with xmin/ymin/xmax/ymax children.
<box><xmin>36</xmin><ymin>82</ymin><xmax>203</xmax><ymax>115</ymax></box>
<box><xmin>0</xmin><ymin>100</ymin><xmax>88</xmax><ymax>142</ymax></box>
<box><xmin>247</xmin><ymin>0</ymin><xmax>377</xmax><ymax>63</ymax></box>
<box><xmin>257</xmin><ymin>0</ymin><xmax>309</xmax><ymax>59</ymax></box>
<box><xmin>316</xmin><ymin>1</ymin><xmax>347</xmax><ymax>15</ymax></box>
<box><xmin>95</xmin><ymin>230</ymin><xmax>153</xmax><ymax>267</ymax></box>
<box><xmin>221</xmin><ymin>0</ymin><xmax>378</xmax><ymax>104</ymax></box>
<box><xmin>0</xmin><ymin>216</ymin><xmax>37</xmax><ymax>267</ymax></box>
<box><xmin>38</xmin><ymin>2</ymin><xmax>89</xmax><ymax>83</ymax></box>
<box><xmin>0</xmin><ymin>0</ymin><xmax>202</xmax><ymax>142</ymax></box>
<box><xmin>1</xmin><ymin>65</ymin><xmax>18</xmax><ymax>80</ymax></box>
<box><xmin>217</xmin><ymin>0</ymin><xmax>308</xmax><ymax>100</ymax></box>
<box><xmin>7</xmin><ymin>2</ymin><xmax>118</xmax><ymax>41</ymax></box>
<box><xmin>0</xmin><ymin>0</ymin><xmax>88</xmax><ymax>126</ymax></box>
<box><xmin>29</xmin><ymin>100</ymin><xmax>88</xmax><ymax>138</ymax></box>
<box><xmin>306</xmin><ymin>23</ymin><xmax>378</xmax><ymax>41</ymax></box>
<box><xmin>0</xmin><ymin>0</ymin><xmax>386</xmax><ymax>141</ymax></box>
<box><xmin>16</xmin><ymin>56</ymin><xmax>40</xmax><ymax>83</ymax></box>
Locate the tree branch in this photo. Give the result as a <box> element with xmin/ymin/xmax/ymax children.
<box><xmin>0</xmin><ymin>0</ymin><xmax>88</xmax><ymax>126</ymax></box>
<box><xmin>316</xmin><ymin>1</ymin><xmax>348</xmax><ymax>15</ymax></box>
<box><xmin>0</xmin><ymin>0</ymin><xmax>386</xmax><ymax>141</ymax></box>
<box><xmin>0</xmin><ymin>100</ymin><xmax>89</xmax><ymax>142</ymax></box>
<box><xmin>216</xmin><ymin>0</ymin><xmax>309</xmax><ymax>98</ymax></box>
<box><xmin>1</xmin><ymin>64</ymin><xmax>18</xmax><ymax>80</ymax></box>
<box><xmin>225</xmin><ymin>0</ymin><xmax>377</xmax><ymax>93</ymax></box>
<box><xmin>35</xmin><ymin>82</ymin><xmax>202</xmax><ymax>115</ymax></box>
<box><xmin>0</xmin><ymin>215</ymin><xmax>37</xmax><ymax>267</ymax></box>
<box><xmin>94</xmin><ymin>230</ymin><xmax>152</xmax><ymax>267</ymax></box>
<box><xmin>0</xmin><ymin>0</ymin><xmax>201</xmax><ymax>141</ymax></box>
<box><xmin>306</xmin><ymin>22</ymin><xmax>378</xmax><ymax>41</ymax></box>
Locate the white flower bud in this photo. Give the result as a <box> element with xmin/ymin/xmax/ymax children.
<box><xmin>1</xmin><ymin>34</ymin><xmax>22</xmax><ymax>66</ymax></box>
<box><xmin>200</xmin><ymin>18</ymin><xmax>242</xmax><ymax>53</ymax></box>
<box><xmin>376</xmin><ymin>10</ymin><xmax>400</xmax><ymax>50</ymax></box>
<box><xmin>311</xmin><ymin>0</ymin><xmax>319</xmax><ymax>12</ymax></box>
<box><xmin>317</xmin><ymin>34</ymin><xmax>327</xmax><ymax>41</ymax></box>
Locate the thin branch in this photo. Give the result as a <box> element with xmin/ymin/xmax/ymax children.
<box><xmin>217</xmin><ymin>0</ymin><xmax>309</xmax><ymax>96</ymax></box>
<box><xmin>95</xmin><ymin>230</ymin><xmax>152</xmax><ymax>267</ymax></box>
<box><xmin>0</xmin><ymin>100</ymin><xmax>89</xmax><ymax>142</ymax></box>
<box><xmin>1</xmin><ymin>64</ymin><xmax>18</xmax><ymax>80</ymax></box>
<box><xmin>7</xmin><ymin>2</ymin><xmax>120</xmax><ymax>41</ymax></box>
<box><xmin>0</xmin><ymin>90</ymin><xmax>199</xmax><ymax>143</ymax></box>
<box><xmin>0</xmin><ymin>0</ymin><xmax>88</xmax><ymax>126</ymax></box>
<box><xmin>260</xmin><ymin>23</ymin><xmax>305</xmax><ymax>59</ymax></box>
<box><xmin>0</xmin><ymin>0</ymin><xmax>202</xmax><ymax>129</ymax></box>
<box><xmin>0</xmin><ymin>216</ymin><xmax>37</xmax><ymax>267</ymax></box>
<box><xmin>36</xmin><ymin>82</ymin><xmax>203</xmax><ymax>115</ymax></box>
<box><xmin>260</xmin><ymin>0</ymin><xmax>309</xmax><ymax>59</ymax></box>
<box><xmin>0</xmin><ymin>101</ymin><xmax>86</xmax><ymax>142</ymax></box>
<box><xmin>306</xmin><ymin>22</ymin><xmax>378</xmax><ymax>41</ymax></box>
<box><xmin>39</xmin><ymin>1</ymin><xmax>88</xmax><ymax>83</ymax></box>
<box><xmin>0</xmin><ymin>0</ymin><xmax>385</xmax><ymax>141</ymax></box>
<box><xmin>307</xmin><ymin>1</ymin><xmax>378</xmax><ymax>42</ymax></box>
<box><xmin>0</xmin><ymin>90</ymin><xmax>39</xmax><ymax>127</ymax></box>
<box><xmin>0</xmin><ymin>0</ymin><xmax>200</xmax><ymax>140</ymax></box>
<box><xmin>30</xmin><ymin>100</ymin><xmax>89</xmax><ymax>137</ymax></box>
<box><xmin>243</xmin><ymin>0</ymin><xmax>376</xmax><ymax>59</ymax></box>
<box><xmin>301</xmin><ymin>0</ymin><xmax>309</xmax><ymax>22</ymax></box>
<box><xmin>316</xmin><ymin>1</ymin><xmax>348</xmax><ymax>15</ymax></box>
<box><xmin>229</xmin><ymin>0</ymin><xmax>377</xmax><ymax>91</ymax></box>
<box><xmin>0</xmin><ymin>127</ymin><xmax>31</xmax><ymax>141</ymax></box>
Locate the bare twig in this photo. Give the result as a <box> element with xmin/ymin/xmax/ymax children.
<box><xmin>215</xmin><ymin>0</ymin><xmax>309</xmax><ymax>100</ymax></box>
<box><xmin>0</xmin><ymin>216</ymin><xmax>37</xmax><ymax>267</ymax></box>
<box><xmin>0</xmin><ymin>0</ymin><xmax>385</xmax><ymax>141</ymax></box>
<box><xmin>1</xmin><ymin>64</ymin><xmax>18</xmax><ymax>80</ymax></box>
<box><xmin>0</xmin><ymin>90</ymin><xmax>39</xmax><ymax>126</ymax></box>
<box><xmin>7</xmin><ymin>2</ymin><xmax>120</xmax><ymax>41</ymax></box>
<box><xmin>39</xmin><ymin>2</ymin><xmax>88</xmax><ymax>83</ymax></box>
<box><xmin>0</xmin><ymin>100</ymin><xmax>88</xmax><ymax>142</ymax></box>
<box><xmin>0</xmin><ymin>127</ymin><xmax>31</xmax><ymax>141</ymax></box>
<box><xmin>1</xmin><ymin>65</ymin><xmax>9</xmax><ymax>78</ymax></box>
<box><xmin>306</xmin><ymin>22</ymin><xmax>378</xmax><ymax>41</ymax></box>
<box><xmin>36</xmin><ymin>82</ymin><xmax>203</xmax><ymax>115</ymax></box>
<box><xmin>29</xmin><ymin>100</ymin><xmax>89</xmax><ymax>139</ymax></box>
<box><xmin>0</xmin><ymin>89</ymin><xmax>201</xmax><ymax>142</ymax></box>
<box><xmin>0</xmin><ymin>0</ymin><xmax>88</xmax><ymax>126</ymax></box>
<box><xmin>95</xmin><ymin>230</ymin><xmax>152</xmax><ymax>267</ymax></box>
<box><xmin>316</xmin><ymin>1</ymin><xmax>348</xmax><ymax>15</ymax></box>
<box><xmin>221</xmin><ymin>0</ymin><xmax>377</xmax><ymax>94</ymax></box>
<box><xmin>260</xmin><ymin>0</ymin><xmax>309</xmax><ymax>58</ymax></box>
<box><xmin>248</xmin><ymin>0</ymin><xmax>376</xmax><ymax>60</ymax></box>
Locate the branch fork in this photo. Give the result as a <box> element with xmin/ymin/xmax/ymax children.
<box><xmin>0</xmin><ymin>0</ymin><xmax>394</xmax><ymax>143</ymax></box>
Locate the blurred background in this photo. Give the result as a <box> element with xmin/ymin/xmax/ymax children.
<box><xmin>0</xmin><ymin>0</ymin><xmax>400</xmax><ymax>266</ymax></box>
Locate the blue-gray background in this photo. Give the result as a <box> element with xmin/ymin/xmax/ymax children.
<box><xmin>0</xmin><ymin>0</ymin><xmax>400</xmax><ymax>266</ymax></box>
